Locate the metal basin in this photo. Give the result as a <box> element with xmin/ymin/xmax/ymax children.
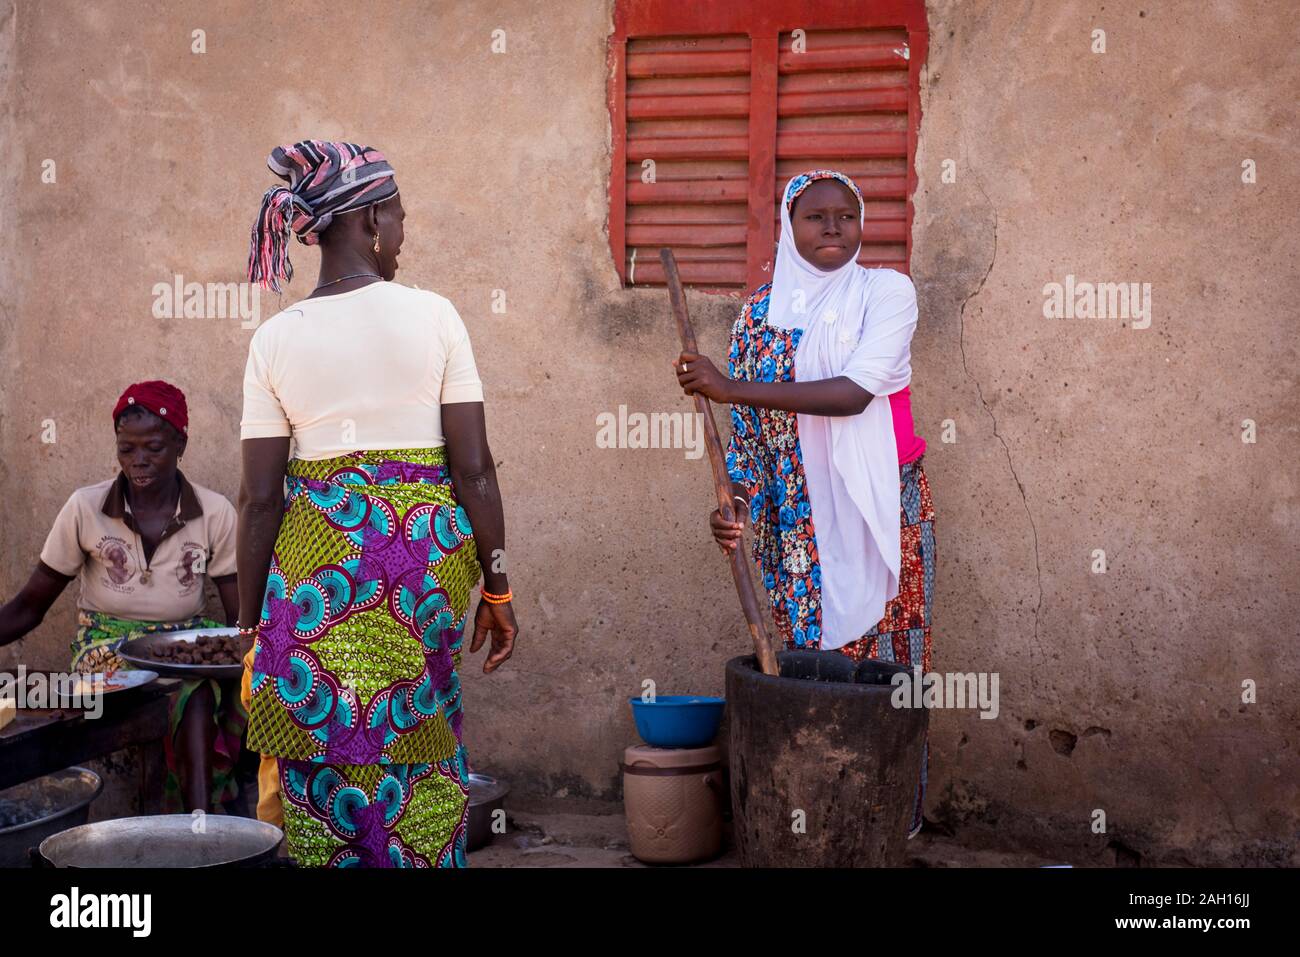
<box><xmin>466</xmin><ymin>774</ymin><xmax>509</xmax><ymax>851</ymax></box>
<box><xmin>115</xmin><ymin>627</ymin><xmax>245</xmax><ymax>680</ymax></box>
<box><xmin>39</xmin><ymin>814</ymin><xmax>283</xmax><ymax>868</ymax></box>
<box><xmin>0</xmin><ymin>767</ymin><xmax>103</xmax><ymax>868</ymax></box>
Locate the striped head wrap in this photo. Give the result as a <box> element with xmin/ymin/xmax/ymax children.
<box><xmin>247</xmin><ymin>140</ymin><xmax>398</xmax><ymax>292</ymax></box>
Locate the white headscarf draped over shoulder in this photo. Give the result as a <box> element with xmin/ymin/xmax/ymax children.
<box><xmin>768</xmin><ymin>170</ymin><xmax>919</xmax><ymax>650</ymax></box>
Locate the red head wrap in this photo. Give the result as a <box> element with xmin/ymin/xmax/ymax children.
<box><xmin>112</xmin><ymin>380</ymin><xmax>188</xmax><ymax>436</ymax></box>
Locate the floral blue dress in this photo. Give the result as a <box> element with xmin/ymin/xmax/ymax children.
<box><xmin>726</xmin><ymin>283</ymin><xmax>825</xmax><ymax>649</ymax></box>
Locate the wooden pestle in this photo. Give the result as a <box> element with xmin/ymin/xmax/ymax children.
<box><xmin>661</xmin><ymin>248</ymin><xmax>779</xmax><ymax>677</ymax></box>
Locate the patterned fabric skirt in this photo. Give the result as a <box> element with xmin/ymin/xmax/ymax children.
<box><xmin>833</xmin><ymin>457</ymin><xmax>936</xmax><ymax>837</ymax></box>
<box><xmin>278</xmin><ymin>756</ymin><xmax>470</xmax><ymax>867</ymax></box>
<box><xmin>72</xmin><ymin>610</ymin><xmax>248</xmax><ymax>810</ymax></box>
<box><xmin>245</xmin><ymin>447</ymin><xmax>478</xmax><ymax>868</ymax></box>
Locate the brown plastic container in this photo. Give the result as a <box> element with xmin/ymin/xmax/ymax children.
<box><xmin>621</xmin><ymin>743</ymin><xmax>724</xmax><ymax>864</ymax></box>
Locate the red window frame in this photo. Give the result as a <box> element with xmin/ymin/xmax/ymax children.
<box><xmin>608</xmin><ymin>0</ymin><xmax>928</xmax><ymax>291</ymax></box>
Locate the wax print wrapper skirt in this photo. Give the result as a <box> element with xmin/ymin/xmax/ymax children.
<box><xmin>835</xmin><ymin>458</ymin><xmax>935</xmax><ymax>836</ymax></box>
<box><xmin>72</xmin><ymin>610</ymin><xmax>247</xmax><ymax>810</ymax></box>
<box><xmin>245</xmin><ymin>447</ymin><xmax>478</xmax><ymax>867</ymax></box>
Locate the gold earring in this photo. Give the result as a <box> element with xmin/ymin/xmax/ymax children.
<box><xmin>373</xmin><ymin>234</ymin><xmax>381</xmax><ymax>254</ymax></box>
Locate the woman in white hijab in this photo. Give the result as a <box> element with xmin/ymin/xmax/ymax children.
<box><xmin>675</xmin><ymin>169</ymin><xmax>935</xmax><ymax>837</ymax></box>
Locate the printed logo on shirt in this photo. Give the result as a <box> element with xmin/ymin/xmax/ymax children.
<box><xmin>176</xmin><ymin>543</ymin><xmax>205</xmax><ymax>594</ymax></box>
<box><xmin>96</xmin><ymin>535</ymin><xmax>136</xmax><ymax>591</ymax></box>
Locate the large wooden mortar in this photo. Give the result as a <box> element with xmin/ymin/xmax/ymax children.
<box><xmin>726</xmin><ymin>652</ymin><xmax>928</xmax><ymax>867</ymax></box>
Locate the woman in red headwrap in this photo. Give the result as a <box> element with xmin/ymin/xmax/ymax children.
<box><xmin>0</xmin><ymin>380</ymin><xmax>248</xmax><ymax>813</ymax></box>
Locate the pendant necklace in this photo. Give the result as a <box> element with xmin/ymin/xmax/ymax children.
<box><xmin>125</xmin><ymin>480</ymin><xmax>177</xmax><ymax>587</ymax></box>
<box><xmin>133</xmin><ymin>525</ymin><xmax>154</xmax><ymax>585</ymax></box>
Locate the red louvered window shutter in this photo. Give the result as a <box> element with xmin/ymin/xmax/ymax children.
<box><xmin>621</xmin><ymin>35</ymin><xmax>752</xmax><ymax>288</ymax></box>
<box><xmin>609</xmin><ymin>1</ymin><xmax>927</xmax><ymax>293</ymax></box>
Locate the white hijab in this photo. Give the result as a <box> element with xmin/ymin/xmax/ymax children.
<box><xmin>767</xmin><ymin>171</ymin><xmax>918</xmax><ymax>650</ymax></box>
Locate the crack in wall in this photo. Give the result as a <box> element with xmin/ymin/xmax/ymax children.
<box><xmin>955</xmin><ymin>133</ymin><xmax>1045</xmax><ymax>682</ymax></box>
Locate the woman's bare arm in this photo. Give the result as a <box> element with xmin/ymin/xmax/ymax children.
<box><xmin>214</xmin><ymin>575</ymin><xmax>240</xmax><ymax>627</ymax></box>
<box><xmin>442</xmin><ymin>401</ymin><xmax>517</xmax><ymax>673</ymax></box>
<box><xmin>236</xmin><ymin>437</ymin><xmax>290</xmax><ymax>629</ymax></box>
<box><xmin>0</xmin><ymin>563</ymin><xmax>73</xmax><ymax>647</ymax></box>
<box><xmin>442</xmin><ymin>403</ymin><xmax>509</xmax><ymax>595</ymax></box>
<box><xmin>676</xmin><ymin>350</ymin><xmax>872</xmax><ymax>417</ymax></box>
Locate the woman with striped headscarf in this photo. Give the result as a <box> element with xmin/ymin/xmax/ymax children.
<box><xmin>238</xmin><ymin>140</ymin><xmax>518</xmax><ymax>867</ymax></box>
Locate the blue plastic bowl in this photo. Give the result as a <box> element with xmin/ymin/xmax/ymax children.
<box><xmin>628</xmin><ymin>695</ymin><xmax>725</xmax><ymax>748</ymax></box>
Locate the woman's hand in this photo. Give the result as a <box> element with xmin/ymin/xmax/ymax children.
<box><xmin>710</xmin><ymin>498</ymin><xmax>747</xmax><ymax>555</ymax></box>
<box><xmin>675</xmin><ymin>351</ymin><xmax>732</xmax><ymax>403</ymax></box>
<box><xmin>470</xmin><ymin>598</ymin><xmax>517</xmax><ymax>674</ymax></box>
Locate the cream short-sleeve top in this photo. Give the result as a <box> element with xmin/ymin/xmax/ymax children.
<box><xmin>240</xmin><ymin>281</ymin><xmax>484</xmax><ymax>460</ymax></box>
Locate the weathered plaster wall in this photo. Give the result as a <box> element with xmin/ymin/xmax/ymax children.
<box><xmin>913</xmin><ymin>0</ymin><xmax>1298</xmax><ymax>865</ymax></box>
<box><xmin>0</xmin><ymin>0</ymin><xmax>1294</xmax><ymax>865</ymax></box>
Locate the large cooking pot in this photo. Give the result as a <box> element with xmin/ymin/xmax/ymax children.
<box><xmin>39</xmin><ymin>814</ymin><xmax>283</xmax><ymax>868</ymax></box>
<box><xmin>0</xmin><ymin>767</ymin><xmax>103</xmax><ymax>868</ymax></box>
<box><xmin>466</xmin><ymin>774</ymin><xmax>509</xmax><ymax>851</ymax></box>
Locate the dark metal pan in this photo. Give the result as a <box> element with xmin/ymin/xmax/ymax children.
<box><xmin>115</xmin><ymin>627</ymin><xmax>244</xmax><ymax>680</ymax></box>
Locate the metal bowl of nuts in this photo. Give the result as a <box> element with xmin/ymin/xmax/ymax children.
<box><xmin>114</xmin><ymin>627</ymin><xmax>247</xmax><ymax>681</ymax></box>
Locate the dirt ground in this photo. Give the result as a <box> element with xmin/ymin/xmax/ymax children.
<box><xmin>220</xmin><ymin>763</ymin><xmax>1081</xmax><ymax>867</ymax></box>
<box><xmin>212</xmin><ymin>763</ymin><xmax>1128</xmax><ymax>867</ymax></box>
<box><xmin>468</xmin><ymin>796</ymin><xmax>1063</xmax><ymax>868</ymax></box>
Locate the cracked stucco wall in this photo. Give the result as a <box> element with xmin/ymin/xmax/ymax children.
<box><xmin>912</xmin><ymin>0</ymin><xmax>1298</xmax><ymax>865</ymax></box>
<box><xmin>0</xmin><ymin>4</ymin><xmax>16</xmax><ymax>616</ymax></box>
<box><xmin>0</xmin><ymin>0</ymin><xmax>1295</xmax><ymax>865</ymax></box>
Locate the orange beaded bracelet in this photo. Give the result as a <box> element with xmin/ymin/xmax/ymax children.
<box><xmin>481</xmin><ymin>587</ymin><xmax>513</xmax><ymax>604</ymax></box>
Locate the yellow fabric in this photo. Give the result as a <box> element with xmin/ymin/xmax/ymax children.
<box><xmin>241</xmin><ymin>648</ymin><xmax>283</xmax><ymax>827</ymax></box>
<box><xmin>240</xmin><ymin>281</ymin><xmax>484</xmax><ymax>460</ymax></box>
<box><xmin>243</xmin><ymin>448</ymin><xmax>472</xmax><ymax>763</ymax></box>
<box><xmin>39</xmin><ymin>478</ymin><xmax>237</xmax><ymax>621</ymax></box>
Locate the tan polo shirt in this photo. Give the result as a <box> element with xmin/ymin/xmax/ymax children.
<box><xmin>240</xmin><ymin>281</ymin><xmax>484</xmax><ymax>461</ymax></box>
<box><xmin>39</xmin><ymin>471</ymin><xmax>237</xmax><ymax>623</ymax></box>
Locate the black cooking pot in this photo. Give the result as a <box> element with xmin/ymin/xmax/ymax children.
<box><xmin>0</xmin><ymin>767</ymin><xmax>103</xmax><ymax>868</ymax></box>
